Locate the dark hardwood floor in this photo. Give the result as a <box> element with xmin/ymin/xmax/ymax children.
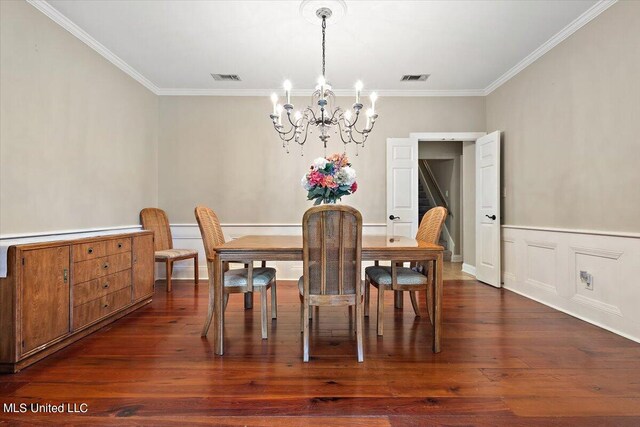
<box><xmin>2</xmin><ymin>278</ymin><xmax>640</xmax><ymax>426</ymax></box>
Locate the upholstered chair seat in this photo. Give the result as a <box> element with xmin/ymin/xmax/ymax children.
<box><xmin>226</xmin><ymin>267</ymin><xmax>276</xmax><ymax>287</ymax></box>
<box><xmin>364</xmin><ymin>266</ymin><xmax>429</xmax><ymax>286</ymax></box>
<box><xmin>155</xmin><ymin>249</ymin><xmax>198</xmax><ymax>259</ymax></box>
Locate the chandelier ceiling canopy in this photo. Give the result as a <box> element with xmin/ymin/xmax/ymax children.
<box><xmin>269</xmin><ymin>1</ymin><xmax>379</xmax><ymax>154</ymax></box>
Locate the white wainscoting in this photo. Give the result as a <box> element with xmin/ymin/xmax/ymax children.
<box><xmin>164</xmin><ymin>223</ymin><xmax>387</xmax><ymax>281</ymax></box>
<box><xmin>502</xmin><ymin>225</ymin><xmax>640</xmax><ymax>343</ymax></box>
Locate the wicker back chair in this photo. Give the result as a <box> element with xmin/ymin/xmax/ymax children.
<box><xmin>299</xmin><ymin>205</ymin><xmax>363</xmax><ymax>362</ymax></box>
<box><xmin>194</xmin><ymin>206</ymin><xmax>277</xmax><ymax>339</ymax></box>
<box><xmin>364</xmin><ymin>206</ymin><xmax>448</xmax><ymax>335</ymax></box>
<box><xmin>140</xmin><ymin>208</ymin><xmax>198</xmax><ymax>292</ymax></box>
<box><xmin>416</xmin><ymin>206</ymin><xmax>448</xmax><ymax>245</ymax></box>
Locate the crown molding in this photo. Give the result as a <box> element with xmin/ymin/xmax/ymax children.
<box><xmin>155</xmin><ymin>88</ymin><xmax>486</xmax><ymax>97</ymax></box>
<box><xmin>26</xmin><ymin>0</ymin><xmax>160</xmax><ymax>95</ymax></box>
<box><xmin>29</xmin><ymin>0</ymin><xmax>617</xmax><ymax>99</ymax></box>
<box><xmin>483</xmin><ymin>0</ymin><xmax>617</xmax><ymax>95</ymax></box>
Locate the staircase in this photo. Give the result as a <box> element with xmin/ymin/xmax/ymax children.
<box><xmin>418</xmin><ymin>161</ymin><xmax>452</xmax><ymax>261</ymax></box>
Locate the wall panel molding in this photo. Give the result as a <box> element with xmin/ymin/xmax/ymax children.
<box><xmin>502</xmin><ymin>225</ymin><xmax>640</xmax><ymax>343</ymax></box>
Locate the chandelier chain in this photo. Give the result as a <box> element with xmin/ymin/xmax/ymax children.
<box><xmin>321</xmin><ymin>15</ymin><xmax>326</xmax><ymax>77</ymax></box>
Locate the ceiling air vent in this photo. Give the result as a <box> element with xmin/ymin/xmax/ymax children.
<box><xmin>401</xmin><ymin>74</ymin><xmax>430</xmax><ymax>82</ymax></box>
<box><xmin>211</xmin><ymin>74</ymin><xmax>241</xmax><ymax>81</ymax></box>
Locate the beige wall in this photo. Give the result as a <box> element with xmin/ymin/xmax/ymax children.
<box><xmin>0</xmin><ymin>1</ymin><xmax>158</xmax><ymax>235</ymax></box>
<box><xmin>158</xmin><ymin>96</ymin><xmax>485</xmax><ymax>224</ymax></box>
<box><xmin>486</xmin><ymin>1</ymin><xmax>640</xmax><ymax>232</ymax></box>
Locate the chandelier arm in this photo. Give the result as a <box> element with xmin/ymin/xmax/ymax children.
<box><xmin>272</xmin><ymin>122</ymin><xmax>298</xmax><ymax>141</ymax></box>
<box><xmin>296</xmin><ymin>121</ymin><xmax>310</xmax><ymax>145</ymax></box>
<box><xmin>336</xmin><ymin>119</ymin><xmax>353</xmax><ymax>145</ymax></box>
<box><xmin>328</xmin><ymin>106</ymin><xmax>343</xmax><ymax>123</ymax></box>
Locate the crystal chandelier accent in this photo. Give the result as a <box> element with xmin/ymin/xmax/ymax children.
<box><xmin>269</xmin><ymin>7</ymin><xmax>379</xmax><ymax>154</ymax></box>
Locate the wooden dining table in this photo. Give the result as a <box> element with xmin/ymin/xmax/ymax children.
<box><xmin>201</xmin><ymin>235</ymin><xmax>444</xmax><ymax>355</ymax></box>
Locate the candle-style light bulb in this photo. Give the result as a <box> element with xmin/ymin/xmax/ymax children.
<box><xmin>365</xmin><ymin>108</ymin><xmax>373</xmax><ymax>129</ymax></box>
<box><xmin>283</xmin><ymin>80</ymin><xmax>292</xmax><ymax>105</ymax></box>
<box><xmin>318</xmin><ymin>76</ymin><xmax>326</xmax><ymax>99</ymax></box>
<box><xmin>270</xmin><ymin>93</ymin><xmax>278</xmax><ymax>115</ymax></box>
<box><xmin>355</xmin><ymin>81</ymin><xmax>363</xmax><ymax>104</ymax></box>
<box><xmin>276</xmin><ymin>104</ymin><xmax>283</xmax><ymax>125</ymax></box>
<box><xmin>370</xmin><ymin>92</ymin><xmax>378</xmax><ymax>113</ymax></box>
<box><xmin>294</xmin><ymin>111</ymin><xmax>302</xmax><ymax>121</ymax></box>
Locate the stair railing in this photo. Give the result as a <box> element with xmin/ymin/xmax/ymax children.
<box><xmin>417</xmin><ymin>161</ymin><xmax>455</xmax><ymax>254</ymax></box>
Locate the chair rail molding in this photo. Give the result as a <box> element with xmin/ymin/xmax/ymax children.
<box><xmin>501</xmin><ymin>225</ymin><xmax>640</xmax><ymax>343</ymax></box>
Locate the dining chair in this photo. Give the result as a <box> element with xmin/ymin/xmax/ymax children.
<box><xmin>194</xmin><ymin>205</ymin><xmax>277</xmax><ymax>339</ymax></box>
<box><xmin>364</xmin><ymin>206</ymin><xmax>447</xmax><ymax>336</ymax></box>
<box><xmin>299</xmin><ymin>205</ymin><xmax>364</xmax><ymax>362</ymax></box>
<box><xmin>140</xmin><ymin>207</ymin><xmax>199</xmax><ymax>292</ymax></box>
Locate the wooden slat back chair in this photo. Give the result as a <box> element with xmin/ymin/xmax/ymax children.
<box><xmin>364</xmin><ymin>206</ymin><xmax>447</xmax><ymax>336</ymax></box>
<box><xmin>140</xmin><ymin>208</ymin><xmax>198</xmax><ymax>293</ymax></box>
<box><xmin>300</xmin><ymin>205</ymin><xmax>363</xmax><ymax>362</ymax></box>
<box><xmin>195</xmin><ymin>206</ymin><xmax>277</xmax><ymax>339</ymax></box>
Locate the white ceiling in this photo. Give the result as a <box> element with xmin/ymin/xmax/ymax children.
<box><xmin>39</xmin><ymin>0</ymin><xmax>605</xmax><ymax>95</ymax></box>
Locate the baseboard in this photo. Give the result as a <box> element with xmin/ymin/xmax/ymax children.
<box><xmin>461</xmin><ymin>263</ymin><xmax>476</xmax><ymax>276</ymax></box>
<box><xmin>502</xmin><ymin>226</ymin><xmax>640</xmax><ymax>343</ymax></box>
<box><xmin>450</xmin><ymin>254</ymin><xmax>463</xmax><ymax>263</ymax></box>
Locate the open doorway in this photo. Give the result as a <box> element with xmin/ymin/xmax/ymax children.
<box><xmin>418</xmin><ymin>141</ymin><xmax>462</xmax><ymax>262</ymax></box>
<box><xmin>387</xmin><ymin>132</ymin><xmax>488</xmax><ymax>279</ymax></box>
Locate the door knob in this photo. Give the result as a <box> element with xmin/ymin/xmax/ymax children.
<box><xmin>486</xmin><ymin>214</ymin><xmax>496</xmax><ymax>220</ymax></box>
<box><xmin>389</xmin><ymin>215</ymin><xmax>400</xmax><ymax>220</ymax></box>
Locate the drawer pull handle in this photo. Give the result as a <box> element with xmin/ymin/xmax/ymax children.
<box><xmin>118</xmin><ymin>243</ymin><xmax>123</xmax><ymax>249</ymax></box>
<box><xmin>103</xmin><ymin>283</ymin><xmax>109</xmax><ymax>289</ymax></box>
<box><xmin>63</xmin><ymin>268</ymin><xmax>68</xmax><ymax>283</ymax></box>
<box><xmin>103</xmin><ymin>262</ymin><xmax>110</xmax><ymax>269</ymax></box>
<box><xmin>88</xmin><ymin>247</ymin><xmax>93</xmax><ymax>254</ymax></box>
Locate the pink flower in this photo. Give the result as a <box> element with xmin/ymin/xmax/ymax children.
<box><xmin>308</xmin><ymin>170</ymin><xmax>325</xmax><ymax>186</ymax></box>
<box><xmin>325</xmin><ymin>176</ymin><xmax>338</xmax><ymax>188</ymax></box>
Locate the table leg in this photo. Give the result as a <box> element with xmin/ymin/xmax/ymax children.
<box><xmin>244</xmin><ymin>292</ymin><xmax>253</xmax><ymax>309</ymax></box>
<box><xmin>394</xmin><ymin>291</ymin><xmax>403</xmax><ymax>309</ymax></box>
<box><xmin>201</xmin><ymin>260</ymin><xmax>215</xmax><ymax>337</ymax></box>
<box><xmin>214</xmin><ymin>256</ymin><xmax>224</xmax><ymax>355</ymax></box>
<box><xmin>433</xmin><ymin>252</ymin><xmax>443</xmax><ymax>353</ymax></box>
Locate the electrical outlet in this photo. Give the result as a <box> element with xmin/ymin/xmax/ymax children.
<box><xmin>580</xmin><ymin>270</ymin><xmax>594</xmax><ymax>290</ymax></box>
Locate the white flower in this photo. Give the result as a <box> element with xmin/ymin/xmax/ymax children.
<box><xmin>301</xmin><ymin>174</ymin><xmax>312</xmax><ymax>190</ymax></box>
<box><xmin>336</xmin><ymin>166</ymin><xmax>356</xmax><ymax>186</ymax></box>
<box><xmin>312</xmin><ymin>157</ymin><xmax>328</xmax><ymax>170</ymax></box>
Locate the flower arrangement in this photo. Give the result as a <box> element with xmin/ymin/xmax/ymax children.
<box><xmin>301</xmin><ymin>153</ymin><xmax>357</xmax><ymax>205</ymax></box>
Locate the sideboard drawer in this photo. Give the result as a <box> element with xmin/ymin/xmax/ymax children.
<box><xmin>106</xmin><ymin>237</ymin><xmax>131</xmax><ymax>255</ymax></box>
<box><xmin>73</xmin><ymin>287</ymin><xmax>132</xmax><ymax>329</ymax></box>
<box><xmin>73</xmin><ymin>252</ymin><xmax>132</xmax><ymax>284</ymax></box>
<box><xmin>74</xmin><ymin>269</ymin><xmax>132</xmax><ymax>307</ymax></box>
<box><xmin>73</xmin><ymin>241</ymin><xmax>108</xmax><ymax>262</ymax></box>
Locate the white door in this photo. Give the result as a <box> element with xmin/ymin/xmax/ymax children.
<box><xmin>386</xmin><ymin>138</ymin><xmax>418</xmax><ymax>238</ymax></box>
<box><xmin>475</xmin><ymin>131</ymin><xmax>501</xmax><ymax>287</ymax></box>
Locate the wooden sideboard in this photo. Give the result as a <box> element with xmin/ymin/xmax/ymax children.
<box><xmin>0</xmin><ymin>231</ymin><xmax>154</xmax><ymax>373</ymax></box>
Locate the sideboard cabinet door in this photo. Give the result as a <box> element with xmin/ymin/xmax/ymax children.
<box><xmin>21</xmin><ymin>246</ymin><xmax>70</xmax><ymax>354</ymax></box>
<box><xmin>132</xmin><ymin>234</ymin><xmax>154</xmax><ymax>301</ymax></box>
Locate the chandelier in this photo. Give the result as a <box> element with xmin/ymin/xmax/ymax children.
<box><xmin>269</xmin><ymin>6</ymin><xmax>379</xmax><ymax>153</ymax></box>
